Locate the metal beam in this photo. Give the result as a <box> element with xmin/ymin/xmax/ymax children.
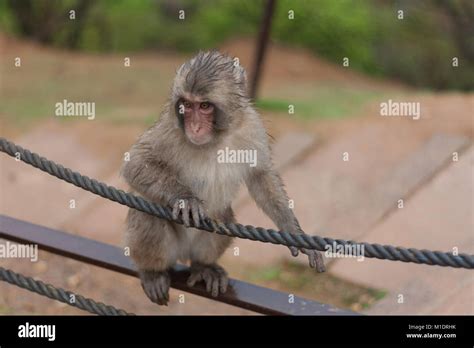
<box><xmin>0</xmin><ymin>214</ymin><xmax>354</xmax><ymax>315</ymax></box>
<box><xmin>249</xmin><ymin>0</ymin><xmax>276</xmax><ymax>99</ymax></box>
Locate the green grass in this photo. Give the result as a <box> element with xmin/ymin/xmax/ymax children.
<box><xmin>256</xmin><ymin>86</ymin><xmax>390</xmax><ymax>119</ymax></box>
<box><xmin>0</xmin><ymin>48</ymin><xmax>174</xmax><ymax>130</ymax></box>
<box><xmin>0</xmin><ymin>304</ymin><xmax>13</xmax><ymax>314</ymax></box>
<box><xmin>258</xmin><ymin>82</ymin><xmax>399</xmax><ymax>119</ymax></box>
<box><xmin>1</xmin><ymin>38</ymin><xmax>403</xmax><ymax>131</ymax></box>
<box><xmin>244</xmin><ymin>260</ymin><xmax>386</xmax><ymax>311</ymax></box>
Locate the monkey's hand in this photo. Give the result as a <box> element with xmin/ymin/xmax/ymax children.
<box><xmin>289</xmin><ymin>246</ymin><xmax>326</xmax><ymax>273</ymax></box>
<box><xmin>172</xmin><ymin>197</ymin><xmax>207</xmax><ymax>227</ymax></box>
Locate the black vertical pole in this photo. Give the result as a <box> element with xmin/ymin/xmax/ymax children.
<box><xmin>250</xmin><ymin>0</ymin><xmax>276</xmax><ymax>100</ymax></box>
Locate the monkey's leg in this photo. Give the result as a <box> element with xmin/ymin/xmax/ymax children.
<box><xmin>186</xmin><ymin>209</ymin><xmax>234</xmax><ymax>297</ymax></box>
<box><xmin>125</xmin><ymin>209</ymin><xmax>180</xmax><ymax>305</ymax></box>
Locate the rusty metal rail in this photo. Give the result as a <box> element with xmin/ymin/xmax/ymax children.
<box><xmin>0</xmin><ymin>214</ymin><xmax>354</xmax><ymax>315</ymax></box>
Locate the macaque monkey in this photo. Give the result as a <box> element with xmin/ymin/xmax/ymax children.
<box><xmin>122</xmin><ymin>51</ymin><xmax>325</xmax><ymax>305</ymax></box>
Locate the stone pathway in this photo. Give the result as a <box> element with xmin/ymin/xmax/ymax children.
<box><xmin>228</xmin><ymin>127</ymin><xmax>470</xmax><ymax>268</ymax></box>
<box><xmin>226</xmin><ymin>127</ymin><xmax>472</xmax><ymax>315</ymax></box>
<box><xmin>331</xmin><ymin>146</ymin><xmax>473</xmax><ymax>314</ymax></box>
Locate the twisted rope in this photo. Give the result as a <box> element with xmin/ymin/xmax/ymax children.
<box><xmin>0</xmin><ymin>267</ymin><xmax>132</xmax><ymax>315</ymax></box>
<box><xmin>1</xmin><ymin>137</ymin><xmax>473</xmax><ymax>269</ymax></box>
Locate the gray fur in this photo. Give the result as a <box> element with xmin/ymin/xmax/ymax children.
<box><xmin>173</xmin><ymin>51</ymin><xmax>249</xmax><ymax>115</ymax></box>
<box><xmin>122</xmin><ymin>51</ymin><xmax>324</xmax><ymax>305</ymax></box>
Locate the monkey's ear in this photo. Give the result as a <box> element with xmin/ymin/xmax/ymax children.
<box><xmin>233</xmin><ymin>64</ymin><xmax>248</xmax><ymax>90</ymax></box>
<box><xmin>176</xmin><ymin>60</ymin><xmax>190</xmax><ymax>79</ymax></box>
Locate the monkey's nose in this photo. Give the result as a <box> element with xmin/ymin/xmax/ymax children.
<box><xmin>190</xmin><ymin>112</ymin><xmax>204</xmax><ymax>134</ymax></box>
<box><xmin>191</xmin><ymin>122</ymin><xmax>202</xmax><ymax>133</ymax></box>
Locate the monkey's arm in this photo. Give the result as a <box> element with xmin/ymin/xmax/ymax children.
<box><xmin>121</xmin><ymin>148</ymin><xmax>205</xmax><ymax>227</ymax></box>
<box><xmin>246</xmin><ymin>168</ymin><xmax>326</xmax><ymax>272</ymax></box>
<box><xmin>246</xmin><ymin>169</ymin><xmax>300</xmax><ymax>233</ymax></box>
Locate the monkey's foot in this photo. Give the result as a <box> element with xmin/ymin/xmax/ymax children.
<box><xmin>289</xmin><ymin>246</ymin><xmax>326</xmax><ymax>273</ymax></box>
<box><xmin>187</xmin><ymin>263</ymin><xmax>228</xmax><ymax>297</ymax></box>
<box><xmin>139</xmin><ymin>270</ymin><xmax>171</xmax><ymax>306</ymax></box>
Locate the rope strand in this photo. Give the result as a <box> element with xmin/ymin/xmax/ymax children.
<box><xmin>0</xmin><ymin>267</ymin><xmax>132</xmax><ymax>315</ymax></box>
<box><xmin>1</xmin><ymin>137</ymin><xmax>472</xmax><ymax>269</ymax></box>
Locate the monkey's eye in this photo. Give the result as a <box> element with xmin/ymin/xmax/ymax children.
<box><xmin>182</xmin><ymin>100</ymin><xmax>192</xmax><ymax>109</ymax></box>
<box><xmin>200</xmin><ymin>102</ymin><xmax>211</xmax><ymax>110</ymax></box>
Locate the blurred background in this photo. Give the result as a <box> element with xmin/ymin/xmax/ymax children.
<box><xmin>0</xmin><ymin>0</ymin><xmax>472</xmax><ymax>315</ymax></box>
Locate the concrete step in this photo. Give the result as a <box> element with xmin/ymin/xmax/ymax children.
<box><xmin>0</xmin><ymin>122</ymin><xmax>115</xmax><ymax>229</ymax></box>
<box><xmin>233</xmin><ymin>131</ymin><xmax>318</xmax><ymax>207</ymax></box>
<box><xmin>426</xmin><ymin>277</ymin><xmax>474</xmax><ymax>315</ymax></box>
<box><xmin>330</xmin><ymin>146</ymin><xmax>473</xmax><ymax>314</ymax></box>
<box><xmin>228</xmin><ymin>128</ymin><xmax>470</xmax><ymax>268</ymax></box>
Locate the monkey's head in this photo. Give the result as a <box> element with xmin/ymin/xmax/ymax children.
<box><xmin>171</xmin><ymin>51</ymin><xmax>249</xmax><ymax>146</ymax></box>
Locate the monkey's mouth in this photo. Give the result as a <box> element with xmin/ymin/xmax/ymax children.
<box><xmin>184</xmin><ymin>113</ymin><xmax>213</xmax><ymax>145</ymax></box>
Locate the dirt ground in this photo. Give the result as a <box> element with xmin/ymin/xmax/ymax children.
<box><xmin>0</xmin><ymin>35</ymin><xmax>472</xmax><ymax>315</ymax></box>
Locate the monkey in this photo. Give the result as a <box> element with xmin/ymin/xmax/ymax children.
<box><xmin>121</xmin><ymin>51</ymin><xmax>325</xmax><ymax>306</ymax></box>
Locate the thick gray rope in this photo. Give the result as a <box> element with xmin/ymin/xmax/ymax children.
<box><xmin>0</xmin><ymin>267</ymin><xmax>132</xmax><ymax>315</ymax></box>
<box><xmin>1</xmin><ymin>137</ymin><xmax>473</xmax><ymax>269</ymax></box>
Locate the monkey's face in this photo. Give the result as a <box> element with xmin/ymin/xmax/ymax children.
<box><xmin>172</xmin><ymin>51</ymin><xmax>249</xmax><ymax>145</ymax></box>
<box><xmin>177</xmin><ymin>97</ymin><xmax>215</xmax><ymax>146</ymax></box>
